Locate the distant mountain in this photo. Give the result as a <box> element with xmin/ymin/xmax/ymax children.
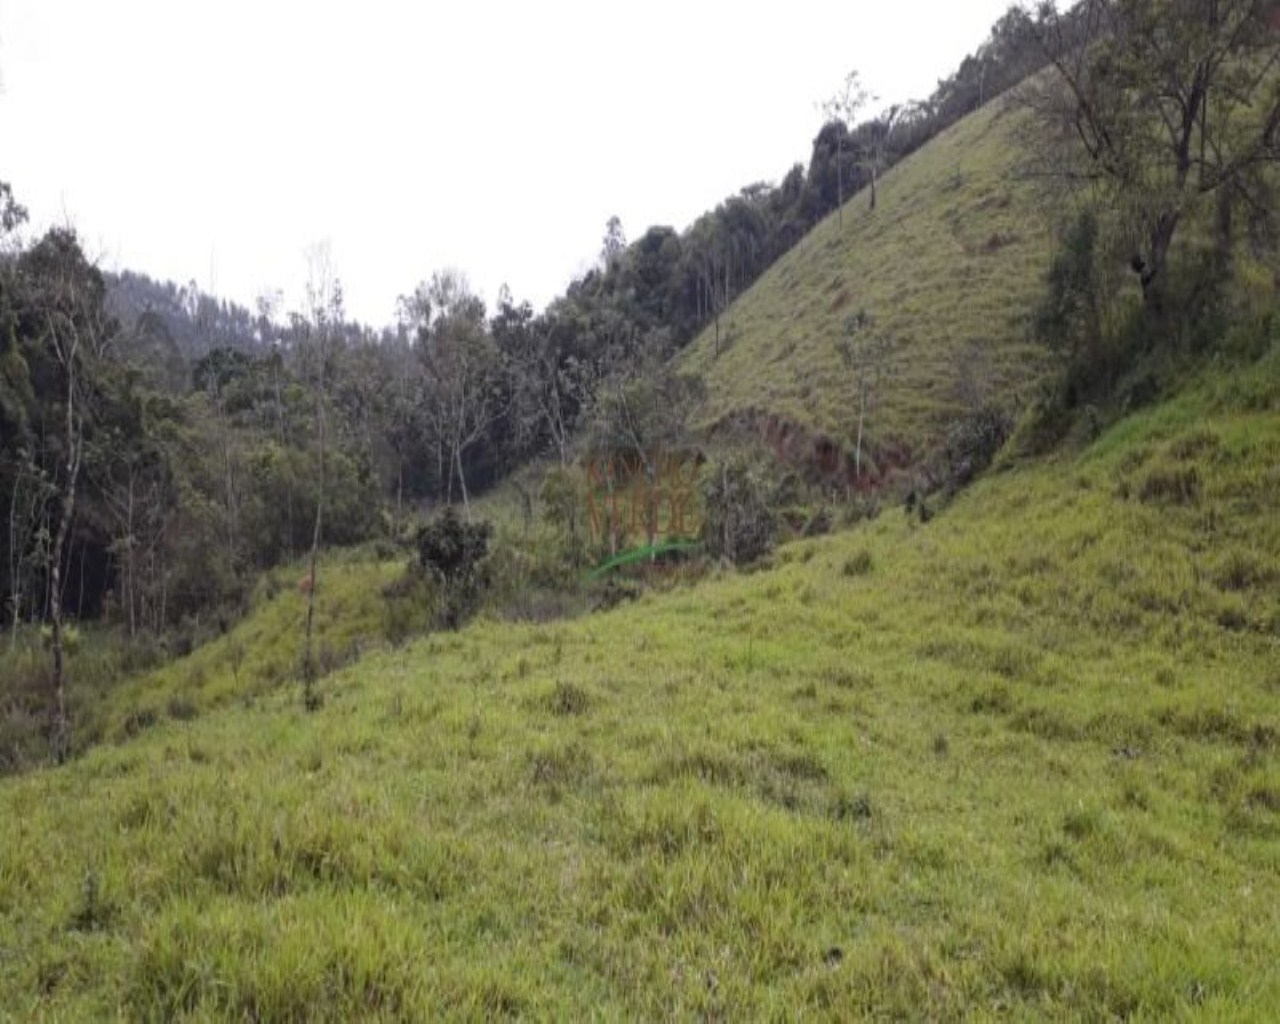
<box><xmin>106</xmin><ymin>270</ymin><xmax>266</xmax><ymax>389</ymax></box>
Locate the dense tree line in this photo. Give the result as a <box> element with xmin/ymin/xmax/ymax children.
<box><xmin>0</xmin><ymin>203</ymin><xmax>382</xmax><ymax>646</ymax></box>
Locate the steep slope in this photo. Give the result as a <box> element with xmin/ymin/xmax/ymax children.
<box><xmin>2</xmin><ymin>344</ymin><xmax>1277</xmax><ymax>1019</ymax></box>
<box><xmin>680</xmin><ymin>96</ymin><xmax>1053</xmax><ymax>463</ymax></box>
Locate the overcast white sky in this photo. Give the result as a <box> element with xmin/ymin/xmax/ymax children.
<box><xmin>0</xmin><ymin>0</ymin><xmax>1016</xmax><ymax>326</ymax></box>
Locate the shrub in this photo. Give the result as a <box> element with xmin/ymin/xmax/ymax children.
<box><xmin>701</xmin><ymin>456</ymin><xmax>777</xmax><ymax>566</ymax></box>
<box><xmin>802</xmin><ymin>507</ymin><xmax>833</xmax><ymax>537</ymax></box>
<box><xmin>1034</xmin><ymin>211</ymin><xmax>1104</xmax><ymax>375</ymax></box>
<box><xmin>413</xmin><ymin>508</ymin><xmax>493</xmax><ymax>631</ymax></box>
<box><xmin>539</xmin><ymin>466</ymin><xmax>586</xmax><ymax>562</ymax></box>
<box><xmin>943</xmin><ymin>404</ymin><xmax>1014</xmax><ymax>489</ymax></box>
<box><xmin>415</xmin><ymin>507</ymin><xmax>492</xmax><ymax>585</ymax></box>
<box><xmin>381</xmin><ymin>564</ymin><xmax>439</xmax><ymax>646</ymax></box>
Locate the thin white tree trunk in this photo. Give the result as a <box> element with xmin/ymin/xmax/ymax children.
<box><xmin>49</xmin><ymin>339</ymin><xmax>82</xmax><ymax>763</ymax></box>
<box><xmin>303</xmin><ymin>352</ymin><xmax>326</xmax><ymax>707</ymax></box>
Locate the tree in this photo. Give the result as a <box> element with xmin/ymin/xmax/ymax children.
<box><xmin>1034</xmin><ymin>210</ymin><xmax>1107</xmax><ymax>370</ymax></box>
<box><xmin>88</xmin><ymin>386</ymin><xmax>167</xmax><ymax>638</ymax></box>
<box><xmin>16</xmin><ymin>229</ymin><xmax>116</xmax><ymax>760</ymax></box>
<box><xmin>192</xmin><ymin>347</ymin><xmax>250</xmax><ymax>577</ymax></box>
<box><xmin>0</xmin><ymin>181</ymin><xmax>28</xmax><ymax>252</ymax></box>
<box><xmin>414</xmin><ymin>270</ymin><xmax>504</xmax><ymax>508</ymax></box>
<box><xmin>601</xmin><ymin>215</ymin><xmax>627</xmax><ymax>269</ymax></box>
<box><xmin>820</xmin><ymin>71</ymin><xmax>871</xmax><ymax>229</ymax></box>
<box><xmin>862</xmin><ymin>104</ymin><xmax>902</xmax><ymax>211</ymax></box>
<box><xmin>299</xmin><ymin>244</ymin><xmax>342</xmax><ymax>708</ymax></box>
<box><xmin>494</xmin><ymin>293</ymin><xmax>592</xmax><ymax>467</ymax></box>
<box><xmin>1023</xmin><ymin>0</ymin><xmax>1280</xmax><ymax>314</ymax></box>
<box><xmin>836</xmin><ymin>310</ymin><xmax>894</xmax><ymax>482</ymax></box>
<box><xmin>702</xmin><ymin>455</ymin><xmax>776</xmax><ymax>566</ymax></box>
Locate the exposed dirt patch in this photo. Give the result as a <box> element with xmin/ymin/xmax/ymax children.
<box><xmin>711</xmin><ymin>407</ymin><xmax>915</xmax><ymax>491</ymax></box>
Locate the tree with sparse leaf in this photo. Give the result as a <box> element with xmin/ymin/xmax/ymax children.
<box><xmin>820</xmin><ymin>71</ymin><xmax>872</xmax><ymax>229</ymax></box>
<box><xmin>601</xmin><ymin>216</ymin><xmax>627</xmax><ymax>269</ymax></box>
<box><xmin>836</xmin><ymin>310</ymin><xmax>895</xmax><ymax>482</ymax></box>
<box><xmin>412</xmin><ymin>270</ymin><xmax>504</xmax><ymax>508</ymax></box>
<box><xmin>299</xmin><ymin>243</ymin><xmax>342</xmax><ymax>710</ymax></box>
<box><xmin>862</xmin><ymin>103</ymin><xmax>902</xmax><ymax>211</ymax></box>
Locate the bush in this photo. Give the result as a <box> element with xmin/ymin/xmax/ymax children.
<box><xmin>701</xmin><ymin>457</ymin><xmax>778</xmax><ymax>566</ymax></box>
<box><xmin>381</xmin><ymin>564</ymin><xmax>439</xmax><ymax>645</ymax></box>
<box><xmin>539</xmin><ymin>466</ymin><xmax>586</xmax><ymax>563</ymax></box>
<box><xmin>944</xmin><ymin>404</ymin><xmax>1014</xmax><ymax>489</ymax></box>
<box><xmin>1034</xmin><ymin>211</ymin><xmax>1104</xmax><ymax>371</ymax></box>
<box><xmin>415</xmin><ymin>507</ymin><xmax>492</xmax><ymax>585</ymax></box>
<box><xmin>413</xmin><ymin>508</ymin><xmax>493</xmax><ymax>630</ymax></box>
<box><xmin>802</xmin><ymin>507</ymin><xmax>833</xmax><ymax>538</ymax></box>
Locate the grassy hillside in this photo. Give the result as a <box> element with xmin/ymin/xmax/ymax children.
<box><xmin>99</xmin><ymin>554</ymin><xmax>406</xmax><ymax>736</ymax></box>
<box><xmin>0</xmin><ymin>554</ymin><xmax>404</xmax><ymax>770</ymax></box>
<box><xmin>680</xmin><ymin>97</ymin><xmax>1054</xmax><ymax>458</ymax></box>
<box><xmin>2</xmin><ymin>343</ymin><xmax>1277</xmax><ymax>1019</ymax></box>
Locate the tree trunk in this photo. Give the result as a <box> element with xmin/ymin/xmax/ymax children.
<box><xmin>125</xmin><ymin>471</ymin><xmax>136</xmax><ymax>637</ymax></box>
<box><xmin>42</xmin><ymin>507</ymin><xmax>52</xmax><ymax>624</ymax></box>
<box><xmin>214</xmin><ymin>393</ymin><xmax>239</xmax><ymax>570</ymax></box>
<box><xmin>438</xmin><ymin>437</ymin><xmax>448</xmax><ymax>505</ymax></box>
<box><xmin>396</xmin><ymin>459</ymin><xmax>404</xmax><ymax>531</ymax></box>
<box><xmin>49</xmin><ymin>364</ymin><xmax>82</xmax><ymax>764</ymax></box>
<box><xmin>722</xmin><ymin>462</ymin><xmax>733</xmax><ymax>564</ymax></box>
<box><xmin>855</xmin><ymin>390</ymin><xmax>866</xmax><ymax>481</ymax></box>
<box><xmin>159</xmin><ymin>543</ymin><xmax>168</xmax><ymax>634</ymax></box>
<box><xmin>1141</xmin><ymin>210</ymin><xmax>1181</xmax><ymax>316</ymax></box>
<box><xmin>77</xmin><ymin>539</ymin><xmax>87</xmax><ymax>623</ymax></box>
<box><xmin>454</xmin><ymin>440</ymin><xmax>470</xmax><ymax>510</ymax></box>
<box><xmin>836</xmin><ymin>136</ymin><xmax>844</xmax><ymax>229</ymax></box>
<box><xmin>7</xmin><ymin>463</ymin><xmax>27</xmax><ymax>651</ymax></box>
<box><xmin>303</xmin><ymin>352</ymin><xmax>327</xmax><ymax>710</ymax></box>
<box><xmin>869</xmin><ymin>165</ymin><xmax>878</xmax><ymax>212</ymax></box>
<box><xmin>272</xmin><ymin>361</ymin><xmax>296</xmax><ymax>557</ymax></box>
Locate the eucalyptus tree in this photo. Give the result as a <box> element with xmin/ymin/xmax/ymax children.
<box><xmin>299</xmin><ymin>244</ymin><xmax>342</xmax><ymax>707</ymax></box>
<box><xmin>820</xmin><ymin>70</ymin><xmax>871</xmax><ymax>229</ymax></box>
